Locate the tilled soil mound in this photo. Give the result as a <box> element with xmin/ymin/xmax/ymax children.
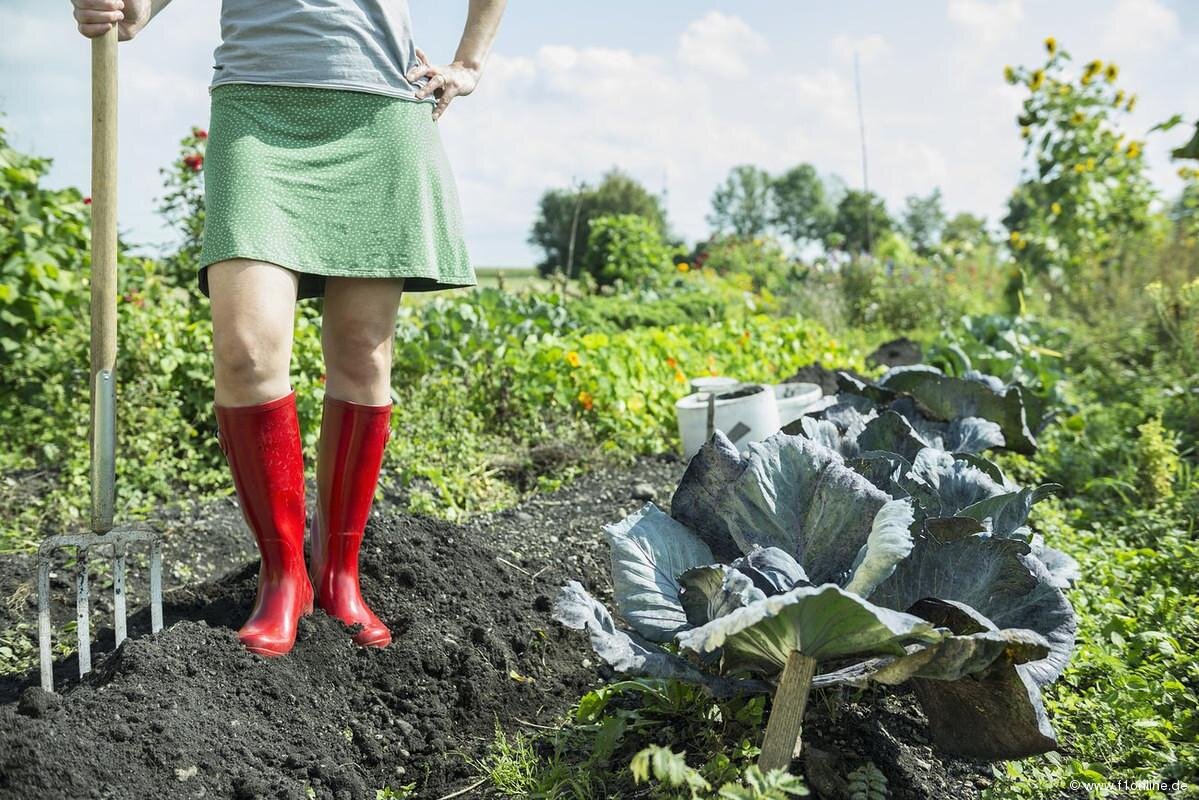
<box><xmin>1</xmin><ymin>511</ymin><xmax>595</xmax><ymax>800</ymax></box>
<box><xmin>0</xmin><ymin>454</ymin><xmax>993</xmax><ymax>800</ymax></box>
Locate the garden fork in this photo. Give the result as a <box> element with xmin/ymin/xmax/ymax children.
<box><xmin>36</xmin><ymin>27</ymin><xmax>163</xmax><ymax>693</ymax></box>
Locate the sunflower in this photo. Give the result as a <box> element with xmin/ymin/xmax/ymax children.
<box><xmin>1029</xmin><ymin>69</ymin><xmax>1045</xmax><ymax>90</ymax></box>
<box><xmin>1104</xmin><ymin>63</ymin><xmax>1119</xmax><ymax>82</ymax></box>
<box><xmin>1044</xmin><ymin>36</ymin><xmax>1057</xmax><ymax>56</ymax></box>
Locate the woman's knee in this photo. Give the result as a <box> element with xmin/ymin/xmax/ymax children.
<box><xmin>323</xmin><ymin>324</ymin><xmax>392</xmax><ymax>385</ymax></box>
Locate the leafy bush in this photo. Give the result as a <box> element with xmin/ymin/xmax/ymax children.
<box><xmin>837</xmin><ymin>259</ymin><xmax>976</xmax><ymax>335</ymax></box>
<box><xmin>1135</xmin><ymin>415</ymin><xmax>1180</xmax><ymax>503</ymax></box>
<box><xmin>581</xmin><ymin>213</ymin><xmax>680</xmax><ymax>286</ymax></box>
<box><xmin>694</xmin><ymin>235</ymin><xmax>796</xmax><ymax>295</ymax></box>
<box><xmin>0</xmin><ymin>124</ymin><xmax>91</xmax><ymax>355</ymax></box>
<box><xmin>155</xmin><ymin>126</ymin><xmax>207</xmax><ymax>289</ymax></box>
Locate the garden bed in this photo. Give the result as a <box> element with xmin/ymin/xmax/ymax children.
<box><xmin>0</xmin><ymin>453</ymin><xmax>995</xmax><ymax>799</ymax></box>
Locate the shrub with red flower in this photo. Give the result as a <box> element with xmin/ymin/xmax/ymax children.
<box><xmin>158</xmin><ymin>126</ymin><xmax>209</xmax><ymax>288</ymax></box>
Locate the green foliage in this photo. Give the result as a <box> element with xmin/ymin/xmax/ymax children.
<box><xmin>846</xmin><ymin>762</ymin><xmax>888</xmax><ymax>800</ymax></box>
<box><xmin>582</xmin><ymin>213</ymin><xmax>680</xmax><ymax>287</ymax></box>
<box><xmin>695</xmin><ymin>235</ymin><xmax>796</xmax><ymax>294</ymax></box>
<box><xmin>155</xmin><ymin>126</ymin><xmax>207</xmax><ymax>289</ymax></box>
<box><xmin>900</xmin><ymin>189</ymin><xmax>947</xmax><ymax>257</ymax></box>
<box><xmin>926</xmin><ymin>314</ymin><xmax>1067</xmax><ymax>405</ymax></box>
<box><xmin>837</xmin><ymin>258</ymin><xmax>976</xmax><ymax>334</ymax></box>
<box><xmin>631</xmin><ymin>745</ymin><xmax>809</xmax><ymax>800</ymax></box>
<box><xmin>709</xmin><ymin>165</ymin><xmax>774</xmax><ymax>239</ymax></box>
<box><xmin>1002</xmin><ymin>40</ymin><xmax>1156</xmax><ymax>287</ymax></box>
<box><xmin>941</xmin><ymin>212</ymin><xmax>992</xmax><ymax>254</ymax></box>
<box><xmin>528</xmin><ymin>169</ymin><xmax>669</xmax><ymax>276</ymax></box>
<box><xmin>0</xmin><ymin>124</ymin><xmax>91</xmax><ymax>355</ymax></box>
<box><xmin>1135</xmin><ymin>415</ymin><xmax>1180</xmax><ymax>503</ymax></box>
<box><xmin>832</xmin><ymin>190</ymin><xmax>893</xmax><ymax>255</ymax></box>
<box><xmin>771</xmin><ymin>164</ymin><xmax>835</xmax><ymax>249</ymax></box>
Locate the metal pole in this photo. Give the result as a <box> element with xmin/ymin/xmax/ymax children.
<box><xmin>853</xmin><ymin>52</ymin><xmax>872</xmax><ymax>256</ymax></box>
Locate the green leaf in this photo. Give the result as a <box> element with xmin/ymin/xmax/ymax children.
<box><xmin>676</xmin><ymin>583</ymin><xmax>941</xmax><ymax>674</ymax></box>
<box><xmin>1172</xmin><ymin>122</ymin><xmax>1199</xmax><ymax>161</ymax></box>
<box><xmin>604</xmin><ymin>502</ymin><xmax>715</xmax><ymax>642</ymax></box>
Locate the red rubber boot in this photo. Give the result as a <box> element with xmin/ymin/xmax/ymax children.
<box><xmin>214</xmin><ymin>389</ymin><xmax>314</xmax><ymax>657</ymax></box>
<box><xmin>310</xmin><ymin>395</ymin><xmax>393</xmax><ymax>648</ymax></box>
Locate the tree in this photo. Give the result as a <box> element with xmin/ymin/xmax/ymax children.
<box><xmin>942</xmin><ymin>212</ymin><xmax>990</xmax><ymax>249</ymax></box>
<box><xmin>708</xmin><ymin>165</ymin><xmax>773</xmax><ymax>238</ymax></box>
<box><xmin>528</xmin><ymin>169</ymin><xmax>668</xmax><ymax>276</ymax></box>
<box><xmin>901</xmin><ymin>188</ymin><xmax>947</xmax><ymax>255</ymax></box>
<box><xmin>771</xmin><ymin>164</ymin><xmax>835</xmax><ymax>248</ymax></box>
<box><xmin>831</xmin><ymin>190</ymin><xmax>892</xmax><ymax>255</ymax></box>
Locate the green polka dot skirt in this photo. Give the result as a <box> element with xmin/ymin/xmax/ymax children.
<box><xmin>198</xmin><ymin>83</ymin><xmax>476</xmax><ymax>300</ymax></box>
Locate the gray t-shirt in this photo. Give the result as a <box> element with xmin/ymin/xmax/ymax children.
<box><xmin>210</xmin><ymin>0</ymin><xmax>434</xmax><ymax>103</ymax></box>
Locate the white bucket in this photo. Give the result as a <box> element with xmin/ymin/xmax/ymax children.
<box><xmin>772</xmin><ymin>382</ymin><xmax>824</xmax><ymax>427</ymax></box>
<box><xmin>676</xmin><ymin>383</ymin><xmax>781</xmax><ymax>461</ymax></box>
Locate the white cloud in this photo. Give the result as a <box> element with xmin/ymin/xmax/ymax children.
<box><xmin>947</xmin><ymin>0</ymin><xmax>1025</xmax><ymax>48</ymax></box>
<box><xmin>676</xmin><ymin>11</ymin><xmax>768</xmax><ymax>78</ymax></box>
<box><xmin>831</xmin><ymin>34</ymin><xmax>890</xmax><ymax>66</ymax></box>
<box><xmin>1101</xmin><ymin>0</ymin><xmax>1180</xmax><ymax>53</ymax></box>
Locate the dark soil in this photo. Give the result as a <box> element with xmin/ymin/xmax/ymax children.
<box><xmin>0</xmin><ymin>452</ymin><xmax>996</xmax><ymax>800</ymax></box>
<box><xmin>783</xmin><ymin>362</ymin><xmax>867</xmax><ymax>396</ymax></box>
<box><xmin>867</xmin><ymin>337</ymin><xmax>924</xmax><ymax>369</ymax></box>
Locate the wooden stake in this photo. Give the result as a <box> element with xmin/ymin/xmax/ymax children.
<box><xmin>758</xmin><ymin>650</ymin><xmax>817</xmax><ymax>773</ymax></box>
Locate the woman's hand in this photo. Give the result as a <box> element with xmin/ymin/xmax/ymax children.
<box><xmin>72</xmin><ymin>0</ymin><xmax>153</xmax><ymax>40</ymax></box>
<box><xmin>405</xmin><ymin>48</ymin><xmax>481</xmax><ymax>122</ymax></box>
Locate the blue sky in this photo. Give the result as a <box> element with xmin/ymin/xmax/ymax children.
<box><xmin>4</xmin><ymin>0</ymin><xmax>1196</xmax><ymax>266</ymax></box>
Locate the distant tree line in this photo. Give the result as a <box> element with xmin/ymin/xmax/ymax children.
<box><xmin>528</xmin><ymin>163</ymin><xmax>994</xmax><ymax>277</ymax></box>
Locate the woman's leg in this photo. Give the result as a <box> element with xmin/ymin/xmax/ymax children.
<box><xmin>208</xmin><ymin>258</ymin><xmax>313</xmax><ymax>657</ymax></box>
<box><xmin>311</xmin><ymin>276</ymin><xmax>405</xmax><ymax>647</ymax></box>
<box><xmin>209</xmin><ymin>258</ymin><xmax>299</xmax><ymax>405</ymax></box>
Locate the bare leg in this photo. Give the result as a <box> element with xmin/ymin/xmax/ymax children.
<box><xmin>207</xmin><ymin>258</ymin><xmax>299</xmax><ymax>406</ymax></box>
<box><xmin>320</xmin><ymin>276</ymin><xmax>406</xmax><ymax>403</ymax></box>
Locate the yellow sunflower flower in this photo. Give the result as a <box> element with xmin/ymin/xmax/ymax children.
<box><xmin>677</xmin><ymin>261</ymin><xmax>690</xmax><ymax>272</ymax></box>
<box><xmin>1071</xmin><ymin>110</ymin><xmax>1085</xmax><ymax>126</ymax></box>
<box><xmin>565</xmin><ymin>350</ymin><xmax>581</xmax><ymax>368</ymax></box>
<box><xmin>577</xmin><ymin>390</ymin><xmax>594</xmax><ymax>411</ymax></box>
<box><xmin>1044</xmin><ymin>36</ymin><xmax>1057</xmax><ymax>56</ymax></box>
<box><xmin>1127</xmin><ymin>141</ymin><xmax>1141</xmax><ymax>158</ymax></box>
<box><xmin>1029</xmin><ymin>69</ymin><xmax>1045</xmax><ymax>90</ymax></box>
<box><xmin>1127</xmin><ymin>94</ymin><xmax>1138</xmax><ymax>112</ymax></box>
<box><xmin>1105</xmin><ymin>63</ymin><xmax>1119</xmax><ymax>82</ymax></box>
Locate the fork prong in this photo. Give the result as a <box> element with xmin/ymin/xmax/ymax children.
<box><xmin>112</xmin><ymin>544</ymin><xmax>127</xmax><ymax>648</ymax></box>
<box><xmin>38</xmin><ymin>558</ymin><xmax>54</xmax><ymax>693</ymax></box>
<box><xmin>149</xmin><ymin>539</ymin><xmax>163</xmax><ymax>634</ymax></box>
<box><xmin>76</xmin><ymin>547</ymin><xmax>91</xmax><ymax>678</ymax></box>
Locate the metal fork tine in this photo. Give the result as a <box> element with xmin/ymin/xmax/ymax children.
<box><xmin>38</xmin><ymin>559</ymin><xmax>53</xmax><ymax>693</ymax></box>
<box><xmin>112</xmin><ymin>544</ymin><xmax>127</xmax><ymax>648</ymax></box>
<box><xmin>76</xmin><ymin>547</ymin><xmax>92</xmax><ymax>678</ymax></box>
<box><xmin>149</xmin><ymin>538</ymin><xmax>163</xmax><ymax>634</ymax></box>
